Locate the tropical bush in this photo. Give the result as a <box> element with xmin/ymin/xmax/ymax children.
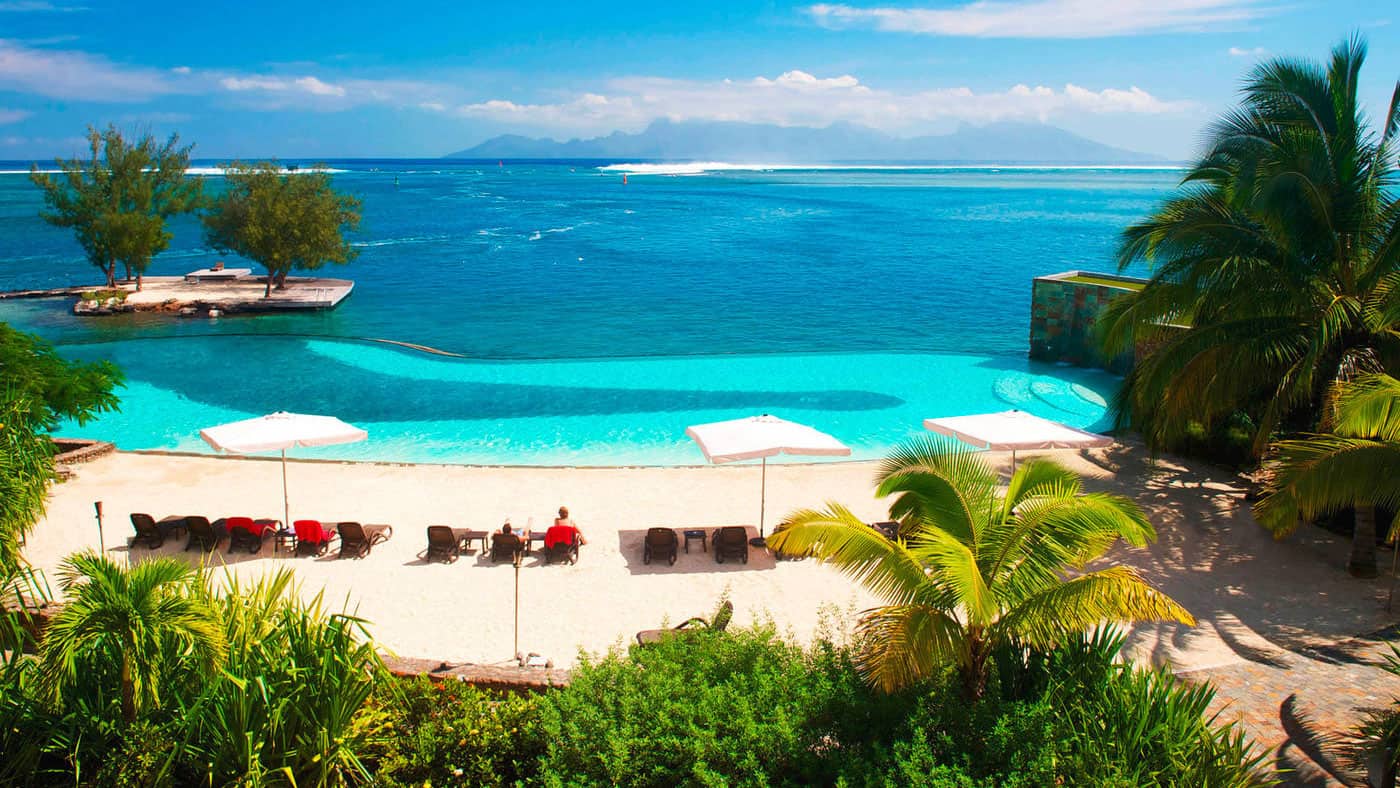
<box><xmin>0</xmin><ymin>565</ymin><xmax>383</xmax><ymax>786</ymax></box>
<box><xmin>360</xmin><ymin>625</ymin><xmax>1268</xmax><ymax>787</ymax></box>
<box><xmin>769</xmin><ymin>438</ymin><xmax>1192</xmax><ymax>698</ymax></box>
<box><xmin>1097</xmin><ymin>36</ymin><xmax>1400</xmax><ymax>574</ymax></box>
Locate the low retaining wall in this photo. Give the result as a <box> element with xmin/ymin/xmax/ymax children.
<box><xmin>52</xmin><ymin>438</ymin><xmax>116</xmax><ymax>464</ymax></box>
<box><xmin>383</xmin><ymin>655</ymin><xmax>571</xmax><ymax>693</ymax></box>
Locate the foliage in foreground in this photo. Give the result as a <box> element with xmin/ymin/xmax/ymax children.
<box><xmin>362</xmin><ymin>625</ymin><xmax>1269</xmax><ymax>788</ymax></box>
<box><xmin>769</xmin><ymin>438</ymin><xmax>1192</xmax><ymax>697</ymax></box>
<box><xmin>2</xmin><ymin>568</ymin><xmax>1267</xmax><ymax>788</ymax></box>
<box><xmin>0</xmin><ymin>566</ymin><xmax>383</xmax><ymax>786</ymax></box>
<box><xmin>0</xmin><ymin>322</ymin><xmax>121</xmax><ymax>579</ymax></box>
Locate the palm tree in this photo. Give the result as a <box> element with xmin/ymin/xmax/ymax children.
<box><xmin>1099</xmin><ymin>36</ymin><xmax>1400</xmax><ymax>576</ymax></box>
<box><xmin>38</xmin><ymin>552</ymin><xmax>225</xmax><ymax>724</ymax></box>
<box><xmin>1255</xmin><ymin>374</ymin><xmax>1400</xmax><ymax>572</ymax></box>
<box><xmin>768</xmin><ymin>440</ymin><xmax>1193</xmax><ymax>699</ymax></box>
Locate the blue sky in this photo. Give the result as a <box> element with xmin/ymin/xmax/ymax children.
<box><xmin>0</xmin><ymin>0</ymin><xmax>1394</xmax><ymax>159</ymax></box>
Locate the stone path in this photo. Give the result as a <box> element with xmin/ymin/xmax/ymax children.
<box><xmin>1060</xmin><ymin>445</ymin><xmax>1400</xmax><ymax>787</ymax></box>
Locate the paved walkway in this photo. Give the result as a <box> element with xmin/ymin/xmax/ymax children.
<box><xmin>1066</xmin><ymin>445</ymin><xmax>1400</xmax><ymax>787</ymax></box>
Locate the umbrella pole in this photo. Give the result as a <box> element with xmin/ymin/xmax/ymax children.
<box><xmin>281</xmin><ymin>448</ymin><xmax>290</xmax><ymax>528</ymax></box>
<box><xmin>760</xmin><ymin>455</ymin><xmax>767</xmax><ymax>538</ymax></box>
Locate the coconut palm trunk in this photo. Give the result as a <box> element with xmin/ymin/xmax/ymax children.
<box><xmin>1351</xmin><ymin>505</ymin><xmax>1379</xmax><ymax>578</ymax></box>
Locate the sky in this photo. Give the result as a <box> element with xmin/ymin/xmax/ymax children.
<box><xmin>0</xmin><ymin>0</ymin><xmax>1394</xmax><ymax>160</ymax></box>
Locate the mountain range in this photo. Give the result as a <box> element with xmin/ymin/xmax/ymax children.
<box><xmin>445</xmin><ymin>119</ymin><xmax>1165</xmax><ymax>163</ymax></box>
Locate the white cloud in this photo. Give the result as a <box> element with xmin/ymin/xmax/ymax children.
<box><xmin>0</xmin><ymin>39</ymin><xmax>177</xmax><ymax>100</ymax></box>
<box><xmin>456</xmin><ymin>70</ymin><xmax>1192</xmax><ymax>134</ymax></box>
<box><xmin>170</xmin><ymin>65</ymin><xmax>191</xmax><ymax>74</ymax></box>
<box><xmin>293</xmin><ymin>76</ymin><xmax>345</xmax><ymax>96</ymax></box>
<box><xmin>807</xmin><ymin>0</ymin><xmax>1274</xmax><ymax>38</ymax></box>
<box><xmin>1227</xmin><ymin>46</ymin><xmax>1268</xmax><ymax>57</ymax></box>
<box><xmin>0</xmin><ymin>107</ymin><xmax>29</xmax><ymax>123</ymax></box>
<box><xmin>220</xmin><ymin>74</ymin><xmax>346</xmax><ymax>97</ymax></box>
<box><xmin>418</xmin><ymin>101</ymin><xmax>446</xmax><ymax>112</ymax></box>
<box><xmin>0</xmin><ymin>1</ymin><xmax>87</xmax><ymax>11</ymax></box>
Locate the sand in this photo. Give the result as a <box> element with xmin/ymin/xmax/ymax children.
<box><xmin>22</xmin><ymin>445</ymin><xmax>1397</xmax><ymax>674</ymax></box>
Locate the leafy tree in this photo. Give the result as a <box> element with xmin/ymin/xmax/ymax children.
<box><xmin>30</xmin><ymin>125</ymin><xmax>202</xmax><ymax>290</ymax></box>
<box><xmin>1098</xmin><ymin>37</ymin><xmax>1400</xmax><ymax>576</ymax></box>
<box><xmin>37</xmin><ymin>553</ymin><xmax>225</xmax><ymax>725</ymax></box>
<box><xmin>202</xmin><ymin>162</ymin><xmax>361</xmax><ymax>297</ymax></box>
<box><xmin>0</xmin><ymin>324</ymin><xmax>121</xmax><ymax>579</ymax></box>
<box><xmin>1254</xmin><ymin>373</ymin><xmax>1400</xmax><ymax>568</ymax></box>
<box><xmin>768</xmin><ymin>439</ymin><xmax>1193</xmax><ymax>699</ymax></box>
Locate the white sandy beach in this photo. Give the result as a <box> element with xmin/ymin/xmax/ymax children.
<box><xmin>23</xmin><ymin>445</ymin><xmax>1396</xmax><ymax>676</ymax></box>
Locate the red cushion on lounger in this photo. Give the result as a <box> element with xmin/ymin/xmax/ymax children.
<box><xmin>294</xmin><ymin>519</ymin><xmax>330</xmax><ymax>544</ymax></box>
<box><xmin>226</xmin><ymin>516</ymin><xmax>256</xmax><ymax>534</ymax></box>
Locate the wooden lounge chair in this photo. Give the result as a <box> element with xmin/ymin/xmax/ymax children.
<box><xmin>543</xmin><ymin>534</ymin><xmax>580</xmax><ymax>565</ymax></box>
<box><xmin>635</xmin><ymin>601</ymin><xmax>734</xmax><ymax>645</ymax></box>
<box><xmin>491</xmin><ymin>531</ymin><xmax>524</xmax><ymax>563</ymax></box>
<box><xmin>643</xmin><ymin>527</ymin><xmax>678</xmax><ymax>565</ymax></box>
<box><xmin>712</xmin><ymin>526</ymin><xmax>749</xmax><ymax>564</ymax></box>
<box><xmin>425</xmin><ymin>525</ymin><xmax>460</xmax><ymax>563</ymax></box>
<box><xmin>293</xmin><ymin>520</ymin><xmax>337</xmax><ymax>557</ymax></box>
<box><xmin>870</xmin><ymin>520</ymin><xmax>900</xmax><ymax>541</ymax></box>
<box><xmin>226</xmin><ymin>517</ymin><xmax>276</xmax><ymax>554</ymax></box>
<box><xmin>184</xmin><ymin>516</ymin><xmax>226</xmax><ymax>553</ymax></box>
<box><xmin>337</xmin><ymin>522</ymin><xmax>392</xmax><ymax>559</ymax></box>
<box><xmin>129</xmin><ymin>513</ymin><xmax>186</xmax><ymax>550</ymax></box>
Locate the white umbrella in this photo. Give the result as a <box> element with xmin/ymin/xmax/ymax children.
<box><xmin>923</xmin><ymin>409</ymin><xmax>1112</xmax><ymax>466</ymax></box>
<box><xmin>200</xmin><ymin>411</ymin><xmax>368</xmax><ymax>527</ymax></box>
<box><xmin>685</xmin><ymin>414</ymin><xmax>851</xmax><ymax>537</ymax></box>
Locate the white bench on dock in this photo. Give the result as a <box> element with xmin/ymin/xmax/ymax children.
<box><xmin>185</xmin><ymin>267</ymin><xmax>252</xmax><ymax>283</ymax></box>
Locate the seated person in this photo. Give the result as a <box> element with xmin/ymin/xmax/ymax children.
<box><xmin>492</xmin><ymin>523</ymin><xmax>523</xmax><ymax>556</ymax></box>
<box><xmin>545</xmin><ymin>506</ymin><xmax>587</xmax><ymax>549</ymax></box>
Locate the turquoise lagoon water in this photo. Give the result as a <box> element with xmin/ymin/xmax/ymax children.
<box><xmin>0</xmin><ymin>161</ymin><xmax>1176</xmax><ymax>465</ymax></box>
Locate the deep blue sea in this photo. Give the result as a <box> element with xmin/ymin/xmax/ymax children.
<box><xmin>0</xmin><ymin>160</ymin><xmax>1177</xmax><ymax>464</ymax></box>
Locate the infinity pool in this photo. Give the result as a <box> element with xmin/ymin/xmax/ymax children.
<box><xmin>51</xmin><ymin>334</ymin><xmax>1117</xmax><ymax>466</ymax></box>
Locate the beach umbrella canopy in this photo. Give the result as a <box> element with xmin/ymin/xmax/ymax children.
<box><xmin>685</xmin><ymin>414</ymin><xmax>850</xmax><ymax>537</ymax></box>
<box><xmin>200</xmin><ymin>411</ymin><xmax>368</xmax><ymax>526</ymax></box>
<box><xmin>923</xmin><ymin>409</ymin><xmax>1111</xmax><ymax>464</ymax></box>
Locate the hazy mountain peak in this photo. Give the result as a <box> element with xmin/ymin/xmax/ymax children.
<box><xmin>446</xmin><ymin>120</ymin><xmax>1164</xmax><ymax>163</ymax></box>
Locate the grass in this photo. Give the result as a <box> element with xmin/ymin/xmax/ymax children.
<box><xmin>1062</xmin><ymin>274</ymin><xmax>1146</xmax><ymax>291</ymax></box>
<box><xmin>77</xmin><ymin>289</ymin><xmax>128</xmax><ymax>302</ymax></box>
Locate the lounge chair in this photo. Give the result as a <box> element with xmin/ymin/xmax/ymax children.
<box><xmin>226</xmin><ymin>517</ymin><xmax>276</xmax><ymax>554</ymax></box>
<box><xmin>543</xmin><ymin>533</ymin><xmax>580</xmax><ymax>565</ymax></box>
<box><xmin>491</xmin><ymin>531</ymin><xmax>524</xmax><ymax>563</ymax></box>
<box><xmin>425</xmin><ymin>525</ymin><xmax>461</xmax><ymax>563</ymax></box>
<box><xmin>712</xmin><ymin>526</ymin><xmax>749</xmax><ymax>564</ymax></box>
<box><xmin>337</xmin><ymin>522</ymin><xmax>393</xmax><ymax>559</ymax></box>
<box><xmin>635</xmin><ymin>601</ymin><xmax>734</xmax><ymax>645</ymax></box>
<box><xmin>871</xmin><ymin>520</ymin><xmax>900</xmax><ymax>541</ymax></box>
<box><xmin>129</xmin><ymin>513</ymin><xmax>186</xmax><ymax>550</ymax></box>
<box><xmin>185</xmin><ymin>516</ymin><xmax>227</xmax><ymax>553</ymax></box>
<box><xmin>293</xmin><ymin>520</ymin><xmax>337</xmax><ymax>557</ymax></box>
<box><xmin>642</xmin><ymin>527</ymin><xmax>678</xmax><ymax>565</ymax></box>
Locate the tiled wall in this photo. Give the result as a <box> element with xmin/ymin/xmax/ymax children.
<box><xmin>1028</xmin><ymin>276</ymin><xmax>1134</xmax><ymax>372</ymax></box>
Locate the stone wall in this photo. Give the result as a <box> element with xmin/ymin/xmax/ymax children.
<box><xmin>1028</xmin><ymin>271</ymin><xmax>1146</xmax><ymax>372</ymax></box>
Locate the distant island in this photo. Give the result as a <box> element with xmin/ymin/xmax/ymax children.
<box><xmin>446</xmin><ymin>119</ymin><xmax>1167</xmax><ymax>164</ymax></box>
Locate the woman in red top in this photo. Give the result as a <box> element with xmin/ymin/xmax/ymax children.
<box><xmin>545</xmin><ymin>506</ymin><xmax>587</xmax><ymax>547</ymax></box>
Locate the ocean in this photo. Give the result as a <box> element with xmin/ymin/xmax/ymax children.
<box><xmin>0</xmin><ymin>160</ymin><xmax>1177</xmax><ymax>465</ymax></box>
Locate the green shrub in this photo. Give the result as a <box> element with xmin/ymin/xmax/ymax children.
<box><xmin>534</xmin><ymin>626</ymin><xmax>907</xmax><ymax>787</ymax></box>
<box><xmin>361</xmin><ymin>677</ymin><xmax>544</xmax><ymax>786</ymax></box>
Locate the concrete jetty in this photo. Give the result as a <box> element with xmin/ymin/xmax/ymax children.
<box><xmin>1</xmin><ymin>275</ymin><xmax>354</xmax><ymax>316</ymax></box>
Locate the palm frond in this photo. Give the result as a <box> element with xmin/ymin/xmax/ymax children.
<box><xmin>853</xmin><ymin>603</ymin><xmax>966</xmax><ymax>693</ymax></box>
<box><xmin>994</xmin><ymin>566</ymin><xmax>1194</xmax><ymax>649</ymax></box>
<box><xmin>769</xmin><ymin>504</ymin><xmax>939</xmax><ymax>607</ymax></box>
<box><xmin>1254</xmin><ymin>435</ymin><xmax>1400</xmax><ymax>534</ymax></box>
